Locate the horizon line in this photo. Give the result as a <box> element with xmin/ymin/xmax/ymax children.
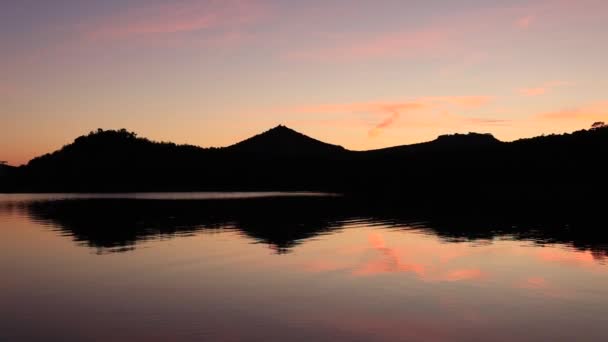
<box><xmin>3</xmin><ymin>123</ymin><xmax>605</xmax><ymax>168</ymax></box>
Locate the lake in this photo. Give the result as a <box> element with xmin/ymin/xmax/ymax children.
<box><xmin>1</xmin><ymin>193</ymin><xmax>608</xmax><ymax>341</ymax></box>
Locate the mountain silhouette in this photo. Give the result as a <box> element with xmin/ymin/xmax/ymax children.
<box><xmin>229</xmin><ymin>125</ymin><xmax>346</xmax><ymax>156</ymax></box>
<box><xmin>366</xmin><ymin>132</ymin><xmax>502</xmax><ymax>155</ymax></box>
<box><xmin>2</xmin><ymin>125</ymin><xmax>607</xmax><ymax>207</ymax></box>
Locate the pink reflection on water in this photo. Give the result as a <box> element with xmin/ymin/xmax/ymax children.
<box><xmin>353</xmin><ymin>233</ymin><xmax>427</xmax><ymax>277</ymax></box>
<box><xmin>304</xmin><ymin>232</ymin><xmax>487</xmax><ymax>283</ymax></box>
<box><xmin>537</xmin><ymin>248</ymin><xmax>600</xmax><ymax>268</ymax></box>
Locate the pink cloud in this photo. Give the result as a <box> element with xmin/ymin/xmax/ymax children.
<box><xmin>292</xmin><ymin>96</ymin><xmax>495</xmax><ymax>137</ymax></box>
<box><xmin>293</xmin><ymin>101</ymin><xmax>428</xmax><ymax>137</ymax></box>
<box><xmin>282</xmin><ymin>2</ymin><xmax>556</xmax><ymax>63</ymax></box>
<box><xmin>353</xmin><ymin>233</ymin><xmax>427</xmax><ymax>277</ymax></box>
<box><xmin>286</xmin><ymin>29</ymin><xmax>450</xmax><ymax>61</ymax></box>
<box><xmin>282</xmin><ymin>0</ymin><xmax>608</xmax><ymax>66</ymax></box>
<box><xmin>86</xmin><ymin>0</ymin><xmax>267</xmax><ymax>41</ymax></box>
<box><xmin>518</xmin><ymin>81</ymin><xmax>571</xmax><ymax>97</ymax></box>
<box><xmin>368</xmin><ymin>109</ymin><xmax>400</xmax><ymax>138</ymax></box>
<box><xmin>515</xmin><ymin>15</ymin><xmax>535</xmax><ymax>29</ymax></box>
<box><xmin>368</xmin><ymin>103</ymin><xmax>428</xmax><ymax>137</ymax></box>
<box><xmin>294</xmin><ymin>96</ymin><xmax>493</xmax><ymax>114</ymax></box>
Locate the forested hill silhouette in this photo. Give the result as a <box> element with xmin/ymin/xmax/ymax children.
<box><xmin>2</xmin><ymin>125</ymin><xmax>608</xmax><ymax>205</ymax></box>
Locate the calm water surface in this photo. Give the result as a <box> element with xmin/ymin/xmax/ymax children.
<box><xmin>1</xmin><ymin>193</ymin><xmax>608</xmax><ymax>341</ymax></box>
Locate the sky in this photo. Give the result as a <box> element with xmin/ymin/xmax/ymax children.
<box><xmin>1</xmin><ymin>0</ymin><xmax>608</xmax><ymax>165</ymax></box>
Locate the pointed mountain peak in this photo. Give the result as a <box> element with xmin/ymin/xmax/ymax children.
<box><xmin>263</xmin><ymin>124</ymin><xmax>302</xmax><ymax>135</ymax></box>
<box><xmin>229</xmin><ymin>125</ymin><xmax>346</xmax><ymax>155</ymax></box>
<box><xmin>262</xmin><ymin>124</ymin><xmax>297</xmax><ymax>135</ymax></box>
<box><xmin>270</xmin><ymin>124</ymin><xmax>289</xmax><ymax>130</ymax></box>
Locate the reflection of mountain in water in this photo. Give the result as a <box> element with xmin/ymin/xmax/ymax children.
<box><xmin>24</xmin><ymin>197</ymin><xmax>351</xmax><ymax>254</ymax></box>
<box><xmin>18</xmin><ymin>197</ymin><xmax>608</xmax><ymax>259</ymax></box>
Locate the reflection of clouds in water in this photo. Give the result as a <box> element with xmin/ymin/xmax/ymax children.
<box><xmin>537</xmin><ymin>248</ymin><xmax>606</xmax><ymax>268</ymax></box>
<box><xmin>357</xmin><ymin>233</ymin><xmax>487</xmax><ymax>282</ymax></box>
<box><xmin>303</xmin><ymin>229</ymin><xmax>608</xmax><ymax>297</ymax></box>
<box><xmin>4</xmin><ymin>195</ymin><xmax>608</xmax><ymax>266</ymax></box>
<box><xmin>305</xmin><ymin>232</ymin><xmax>487</xmax><ymax>283</ymax></box>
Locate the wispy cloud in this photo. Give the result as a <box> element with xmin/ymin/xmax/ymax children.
<box><xmin>368</xmin><ymin>107</ymin><xmax>400</xmax><ymax>138</ymax></box>
<box><xmin>86</xmin><ymin>0</ymin><xmax>268</xmax><ymax>41</ymax></box>
<box><xmin>518</xmin><ymin>81</ymin><xmax>571</xmax><ymax>96</ymax></box>
<box><xmin>294</xmin><ymin>96</ymin><xmax>495</xmax><ymax>137</ymax></box>
<box><xmin>283</xmin><ymin>2</ymin><xmax>550</xmax><ymax>63</ymax></box>
<box><xmin>286</xmin><ymin>28</ymin><xmax>450</xmax><ymax>62</ymax></box>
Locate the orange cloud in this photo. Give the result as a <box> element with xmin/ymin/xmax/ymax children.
<box><xmin>518</xmin><ymin>81</ymin><xmax>570</xmax><ymax>97</ymax></box>
<box><xmin>87</xmin><ymin>0</ymin><xmax>267</xmax><ymax>41</ymax></box>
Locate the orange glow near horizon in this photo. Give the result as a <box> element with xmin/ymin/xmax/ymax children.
<box><xmin>2</xmin><ymin>0</ymin><xmax>608</xmax><ymax>165</ymax></box>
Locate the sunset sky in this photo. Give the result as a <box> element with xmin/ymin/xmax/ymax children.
<box><xmin>2</xmin><ymin>0</ymin><xmax>607</xmax><ymax>165</ymax></box>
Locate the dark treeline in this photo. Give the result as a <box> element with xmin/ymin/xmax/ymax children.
<box><xmin>1</xmin><ymin>125</ymin><xmax>607</xmax><ymax>210</ymax></box>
